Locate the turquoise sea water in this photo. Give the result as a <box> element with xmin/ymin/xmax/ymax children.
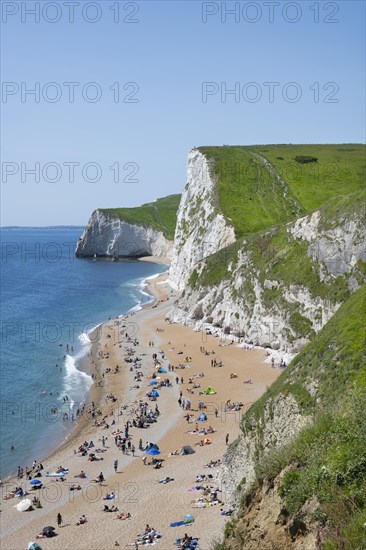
<box><xmin>0</xmin><ymin>227</ymin><xmax>167</xmax><ymax>479</ymax></box>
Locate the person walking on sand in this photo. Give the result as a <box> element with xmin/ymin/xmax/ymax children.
<box><xmin>57</xmin><ymin>512</ymin><xmax>63</xmax><ymax>527</ymax></box>
<box><xmin>114</xmin><ymin>460</ymin><xmax>118</xmax><ymax>473</ymax></box>
<box><xmin>225</xmin><ymin>433</ymin><xmax>229</xmax><ymax>446</ymax></box>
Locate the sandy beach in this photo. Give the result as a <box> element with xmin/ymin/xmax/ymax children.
<box><xmin>0</xmin><ymin>265</ymin><xmax>281</xmax><ymax>550</ymax></box>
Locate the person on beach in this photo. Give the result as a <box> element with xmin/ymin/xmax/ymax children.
<box><xmin>57</xmin><ymin>512</ymin><xmax>63</xmax><ymax>527</ymax></box>
<box><xmin>76</xmin><ymin>515</ymin><xmax>87</xmax><ymax>525</ymax></box>
<box><xmin>114</xmin><ymin>460</ymin><xmax>118</xmax><ymax>473</ymax></box>
<box><xmin>115</xmin><ymin>511</ymin><xmax>131</xmax><ymax>520</ymax></box>
<box><xmin>226</xmin><ymin>433</ymin><xmax>229</xmax><ymax>445</ymax></box>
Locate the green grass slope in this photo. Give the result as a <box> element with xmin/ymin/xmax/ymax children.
<box><xmin>100</xmin><ymin>194</ymin><xmax>181</xmax><ymax>240</ymax></box>
<box><xmin>198</xmin><ymin>144</ymin><xmax>365</xmax><ymax>238</ymax></box>
<box><xmin>222</xmin><ymin>286</ymin><xmax>366</xmax><ymax>549</ymax></box>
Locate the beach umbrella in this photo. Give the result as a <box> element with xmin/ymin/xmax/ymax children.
<box><xmin>184</xmin><ymin>514</ymin><xmax>195</xmax><ymax>523</ymax></box>
<box><xmin>146</xmin><ymin>447</ymin><xmax>160</xmax><ymax>456</ymax></box>
<box><xmin>149</xmin><ymin>381</ymin><xmax>158</xmax><ymax>385</ymax></box>
<box><xmin>30</xmin><ymin>479</ymin><xmax>42</xmax><ymax>485</ymax></box>
<box><xmin>151</xmin><ymin>390</ymin><xmax>159</xmax><ymax>397</ymax></box>
<box><xmin>17</xmin><ymin>499</ymin><xmax>32</xmax><ymax>512</ymax></box>
<box><xmin>28</xmin><ymin>543</ymin><xmax>43</xmax><ymax>550</ymax></box>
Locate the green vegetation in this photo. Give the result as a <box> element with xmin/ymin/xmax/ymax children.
<box><xmin>100</xmin><ymin>194</ymin><xmax>181</xmax><ymax>240</ymax></box>
<box><xmin>229</xmin><ymin>286</ymin><xmax>366</xmax><ymax>549</ymax></box>
<box><xmin>250</xmin><ymin>144</ymin><xmax>366</xmax><ymax>212</ymax></box>
<box><xmin>197</xmin><ymin>144</ymin><xmax>365</xmax><ymax>238</ymax></box>
<box><xmin>198</xmin><ymin>146</ymin><xmax>304</xmax><ymax>238</ymax></box>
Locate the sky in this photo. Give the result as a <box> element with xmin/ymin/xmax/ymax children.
<box><xmin>1</xmin><ymin>0</ymin><xmax>365</xmax><ymax>226</ymax></box>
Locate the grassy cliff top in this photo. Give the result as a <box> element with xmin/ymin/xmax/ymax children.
<box><xmin>99</xmin><ymin>194</ymin><xmax>181</xmax><ymax>240</ymax></box>
<box><xmin>198</xmin><ymin>144</ymin><xmax>366</xmax><ymax>238</ymax></box>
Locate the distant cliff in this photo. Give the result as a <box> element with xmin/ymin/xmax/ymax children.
<box><xmin>75</xmin><ymin>194</ymin><xmax>180</xmax><ymax>259</ymax></box>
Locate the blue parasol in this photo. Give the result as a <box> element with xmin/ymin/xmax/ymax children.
<box><xmin>146</xmin><ymin>447</ymin><xmax>160</xmax><ymax>456</ymax></box>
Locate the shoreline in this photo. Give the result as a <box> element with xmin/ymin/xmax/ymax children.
<box><xmin>0</xmin><ymin>260</ymin><xmax>167</xmax><ymax>484</ymax></box>
<box><xmin>1</xmin><ymin>262</ymin><xmax>284</xmax><ymax>550</ymax></box>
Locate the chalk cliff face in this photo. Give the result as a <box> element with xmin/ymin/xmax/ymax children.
<box><xmin>75</xmin><ymin>210</ymin><xmax>173</xmax><ymax>259</ymax></box>
<box><xmin>168</xmin><ymin>197</ymin><xmax>366</xmax><ymax>351</ymax></box>
<box><xmin>168</xmin><ymin>149</ymin><xmax>236</xmax><ymax>289</ymax></box>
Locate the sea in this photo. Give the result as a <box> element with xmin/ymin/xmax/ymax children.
<box><xmin>0</xmin><ymin>227</ymin><xmax>168</xmax><ymax>479</ymax></box>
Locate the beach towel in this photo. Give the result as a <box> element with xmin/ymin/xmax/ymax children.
<box><xmin>170</xmin><ymin>515</ymin><xmax>194</xmax><ymax>527</ymax></box>
<box><xmin>46</xmin><ymin>472</ymin><xmax>66</xmax><ymax>477</ymax></box>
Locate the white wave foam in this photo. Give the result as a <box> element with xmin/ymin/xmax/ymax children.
<box><xmin>129</xmin><ymin>303</ymin><xmax>142</xmax><ymax>313</ymax></box>
<box><xmin>144</xmin><ymin>270</ymin><xmax>168</xmax><ymax>281</ymax></box>
<box><xmin>63</xmin><ymin>353</ymin><xmax>93</xmax><ymax>397</ymax></box>
<box><xmin>78</xmin><ymin>331</ymin><xmax>92</xmax><ymax>344</ymax></box>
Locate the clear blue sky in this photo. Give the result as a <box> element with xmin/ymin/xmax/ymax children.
<box><xmin>1</xmin><ymin>0</ymin><xmax>365</xmax><ymax>226</ymax></box>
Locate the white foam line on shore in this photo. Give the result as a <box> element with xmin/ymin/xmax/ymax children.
<box><xmin>144</xmin><ymin>270</ymin><xmax>169</xmax><ymax>281</ymax></box>
<box><xmin>127</xmin><ymin>269</ymin><xmax>166</xmax><ymax>313</ymax></box>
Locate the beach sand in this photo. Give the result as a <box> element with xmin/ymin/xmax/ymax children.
<box><xmin>0</xmin><ymin>270</ymin><xmax>281</xmax><ymax>550</ymax></box>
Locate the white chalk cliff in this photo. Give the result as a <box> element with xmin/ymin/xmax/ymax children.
<box><xmin>75</xmin><ymin>210</ymin><xmax>173</xmax><ymax>259</ymax></box>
